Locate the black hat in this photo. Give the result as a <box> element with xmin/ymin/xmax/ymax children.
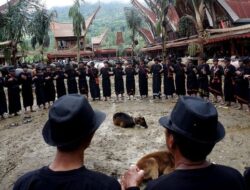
<box><xmin>154</xmin><ymin>57</ymin><xmax>161</xmax><ymax>62</ymax></box>
<box><xmin>22</xmin><ymin>64</ymin><xmax>28</xmax><ymax>69</ymax></box>
<box><xmin>116</xmin><ymin>60</ymin><xmax>123</xmax><ymax>65</ymax></box>
<box><xmin>8</xmin><ymin>67</ymin><xmax>15</xmax><ymax>73</ymax></box>
<box><xmin>42</xmin><ymin>94</ymin><xmax>106</xmax><ymax>147</ymax></box>
<box><xmin>213</xmin><ymin>57</ymin><xmax>218</xmax><ymax>62</ymax></box>
<box><xmin>224</xmin><ymin>57</ymin><xmax>231</xmax><ymax>62</ymax></box>
<box><xmin>159</xmin><ymin>96</ymin><xmax>225</xmax><ymax>144</ymax></box>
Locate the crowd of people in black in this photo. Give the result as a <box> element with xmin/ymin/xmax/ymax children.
<box><xmin>0</xmin><ymin>55</ymin><xmax>250</xmax><ymax>119</ymax></box>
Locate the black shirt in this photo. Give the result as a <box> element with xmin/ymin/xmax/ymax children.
<box><xmin>128</xmin><ymin>164</ymin><xmax>246</xmax><ymax>190</ymax></box>
<box><xmin>13</xmin><ymin>166</ymin><xmax>121</xmax><ymax>190</ymax></box>
<box><xmin>146</xmin><ymin>164</ymin><xmax>245</xmax><ymax>190</ymax></box>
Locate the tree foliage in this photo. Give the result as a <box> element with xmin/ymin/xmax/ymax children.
<box><xmin>68</xmin><ymin>0</ymin><xmax>86</xmax><ymax>62</ymax></box>
<box><xmin>0</xmin><ymin>0</ymin><xmax>42</xmax><ymax>64</ymax></box>
<box><xmin>29</xmin><ymin>8</ymin><xmax>56</xmax><ymax>50</ymax></box>
<box><xmin>124</xmin><ymin>7</ymin><xmax>142</xmax><ymax>59</ymax></box>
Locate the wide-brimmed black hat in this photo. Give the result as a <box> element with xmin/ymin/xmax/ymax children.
<box><xmin>213</xmin><ymin>57</ymin><xmax>218</xmax><ymax>62</ymax></box>
<box><xmin>43</xmin><ymin>94</ymin><xmax>106</xmax><ymax>147</ymax></box>
<box><xmin>159</xmin><ymin>96</ymin><xmax>225</xmax><ymax>144</ymax></box>
<box><xmin>224</xmin><ymin>57</ymin><xmax>231</xmax><ymax>62</ymax></box>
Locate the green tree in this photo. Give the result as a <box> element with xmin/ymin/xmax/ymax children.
<box><xmin>124</xmin><ymin>7</ymin><xmax>142</xmax><ymax>62</ymax></box>
<box><xmin>29</xmin><ymin>8</ymin><xmax>57</xmax><ymax>61</ymax></box>
<box><xmin>68</xmin><ymin>0</ymin><xmax>86</xmax><ymax>62</ymax></box>
<box><xmin>0</xmin><ymin>0</ymin><xmax>40</xmax><ymax>65</ymax></box>
<box><xmin>177</xmin><ymin>0</ymin><xmax>217</xmax><ymax>56</ymax></box>
<box><xmin>144</xmin><ymin>0</ymin><xmax>170</xmax><ymax>63</ymax></box>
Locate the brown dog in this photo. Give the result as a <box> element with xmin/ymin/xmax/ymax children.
<box><xmin>136</xmin><ymin>150</ymin><xmax>175</xmax><ymax>180</ymax></box>
<box><xmin>113</xmin><ymin>112</ymin><xmax>148</xmax><ymax>128</ymax></box>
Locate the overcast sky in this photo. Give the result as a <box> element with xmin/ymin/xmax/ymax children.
<box><xmin>0</xmin><ymin>0</ymin><xmax>134</xmax><ymax>8</ymax></box>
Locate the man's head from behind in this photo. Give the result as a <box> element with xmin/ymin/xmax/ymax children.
<box><xmin>42</xmin><ymin>94</ymin><xmax>106</xmax><ymax>152</ymax></box>
<box><xmin>159</xmin><ymin>96</ymin><xmax>225</xmax><ymax>162</ymax></box>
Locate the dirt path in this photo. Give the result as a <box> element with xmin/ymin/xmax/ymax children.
<box><xmin>0</xmin><ymin>97</ymin><xmax>250</xmax><ymax>189</ymax></box>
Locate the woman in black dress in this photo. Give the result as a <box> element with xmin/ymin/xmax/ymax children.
<box><xmin>223</xmin><ymin>57</ymin><xmax>236</xmax><ymax>106</ymax></box>
<box><xmin>209</xmin><ymin>58</ymin><xmax>224</xmax><ymax>103</ymax></box>
<box><xmin>163</xmin><ymin>58</ymin><xmax>175</xmax><ymax>99</ymax></box>
<box><xmin>100</xmin><ymin>61</ymin><xmax>112</xmax><ymax>101</ymax></box>
<box><xmin>186</xmin><ymin>60</ymin><xmax>198</xmax><ymax>96</ymax></box>
<box><xmin>174</xmin><ymin>58</ymin><xmax>186</xmax><ymax>96</ymax></box>
<box><xmin>44</xmin><ymin>67</ymin><xmax>56</xmax><ymax>106</ymax></box>
<box><xmin>113</xmin><ymin>61</ymin><xmax>125</xmax><ymax>100</ymax></box>
<box><xmin>88</xmin><ymin>62</ymin><xmax>101</xmax><ymax>101</ymax></box>
<box><xmin>234</xmin><ymin>59</ymin><xmax>249</xmax><ymax>109</ymax></box>
<box><xmin>77</xmin><ymin>62</ymin><xmax>89</xmax><ymax>98</ymax></box>
<box><xmin>197</xmin><ymin>57</ymin><xmax>210</xmax><ymax>99</ymax></box>
<box><xmin>0</xmin><ymin>72</ymin><xmax>7</xmax><ymax>118</ymax></box>
<box><xmin>33</xmin><ymin>68</ymin><xmax>46</xmax><ymax>109</ymax></box>
<box><xmin>19</xmin><ymin>64</ymin><xmax>34</xmax><ymax>112</ymax></box>
<box><xmin>5</xmin><ymin>68</ymin><xmax>21</xmax><ymax>116</ymax></box>
<box><xmin>125</xmin><ymin>62</ymin><xmax>137</xmax><ymax>100</ymax></box>
<box><xmin>151</xmin><ymin>58</ymin><xmax>163</xmax><ymax>99</ymax></box>
<box><xmin>138</xmin><ymin>59</ymin><xmax>148</xmax><ymax>98</ymax></box>
<box><xmin>65</xmin><ymin>66</ymin><xmax>78</xmax><ymax>94</ymax></box>
<box><xmin>54</xmin><ymin>65</ymin><xmax>66</xmax><ymax>98</ymax></box>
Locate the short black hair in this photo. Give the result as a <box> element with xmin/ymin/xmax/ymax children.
<box><xmin>57</xmin><ymin>132</ymin><xmax>95</xmax><ymax>152</ymax></box>
<box><xmin>168</xmin><ymin>129</ymin><xmax>215</xmax><ymax>162</ymax></box>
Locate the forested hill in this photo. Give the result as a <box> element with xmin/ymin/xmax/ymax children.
<box><xmin>50</xmin><ymin>2</ymin><xmax>142</xmax><ymax>48</ymax></box>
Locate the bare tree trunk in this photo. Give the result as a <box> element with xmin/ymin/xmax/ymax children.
<box><xmin>11</xmin><ymin>41</ymin><xmax>17</xmax><ymax>67</ymax></box>
<box><xmin>77</xmin><ymin>36</ymin><xmax>80</xmax><ymax>62</ymax></box>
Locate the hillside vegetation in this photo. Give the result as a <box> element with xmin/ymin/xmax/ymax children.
<box><xmin>50</xmin><ymin>2</ymin><xmax>145</xmax><ymax>49</ymax></box>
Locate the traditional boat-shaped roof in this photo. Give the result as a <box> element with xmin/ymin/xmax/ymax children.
<box><xmin>138</xmin><ymin>28</ymin><xmax>155</xmax><ymax>44</ymax></box>
<box><xmin>131</xmin><ymin>0</ymin><xmax>157</xmax><ymax>25</ymax></box>
<box><xmin>218</xmin><ymin>0</ymin><xmax>250</xmax><ymax>23</ymax></box>
<box><xmin>51</xmin><ymin>6</ymin><xmax>100</xmax><ymax>38</ymax></box>
<box><xmin>91</xmin><ymin>29</ymin><xmax>108</xmax><ymax>45</ymax></box>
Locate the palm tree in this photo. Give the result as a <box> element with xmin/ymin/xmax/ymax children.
<box><xmin>1</xmin><ymin>0</ymin><xmax>41</xmax><ymax>65</ymax></box>
<box><xmin>29</xmin><ymin>8</ymin><xmax>57</xmax><ymax>61</ymax></box>
<box><xmin>124</xmin><ymin>7</ymin><xmax>142</xmax><ymax>62</ymax></box>
<box><xmin>68</xmin><ymin>0</ymin><xmax>86</xmax><ymax>62</ymax></box>
<box><xmin>143</xmin><ymin>0</ymin><xmax>170</xmax><ymax>63</ymax></box>
<box><xmin>155</xmin><ymin>0</ymin><xmax>169</xmax><ymax>63</ymax></box>
<box><xmin>177</xmin><ymin>0</ymin><xmax>217</xmax><ymax>56</ymax></box>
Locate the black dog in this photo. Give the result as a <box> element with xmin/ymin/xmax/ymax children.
<box><xmin>113</xmin><ymin>112</ymin><xmax>148</xmax><ymax>128</ymax></box>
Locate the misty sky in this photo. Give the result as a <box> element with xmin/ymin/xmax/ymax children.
<box><xmin>0</xmin><ymin>0</ymin><xmax>138</xmax><ymax>8</ymax></box>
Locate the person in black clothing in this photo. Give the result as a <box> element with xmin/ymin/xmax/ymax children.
<box><xmin>0</xmin><ymin>72</ymin><xmax>7</xmax><ymax>118</ymax></box>
<box><xmin>122</xmin><ymin>96</ymin><xmax>246</xmax><ymax>190</ymax></box>
<box><xmin>234</xmin><ymin>58</ymin><xmax>249</xmax><ymax>110</ymax></box>
<box><xmin>197</xmin><ymin>56</ymin><xmax>210</xmax><ymax>99</ymax></box>
<box><xmin>54</xmin><ymin>65</ymin><xmax>66</xmax><ymax>98</ymax></box>
<box><xmin>33</xmin><ymin>68</ymin><xmax>46</xmax><ymax>109</ymax></box>
<box><xmin>163</xmin><ymin>58</ymin><xmax>175</xmax><ymax>99</ymax></box>
<box><xmin>77</xmin><ymin>62</ymin><xmax>89</xmax><ymax>98</ymax></box>
<box><xmin>174</xmin><ymin>58</ymin><xmax>186</xmax><ymax>96</ymax></box>
<box><xmin>244</xmin><ymin>167</ymin><xmax>250</xmax><ymax>190</ymax></box>
<box><xmin>138</xmin><ymin>59</ymin><xmax>148</xmax><ymax>99</ymax></box>
<box><xmin>125</xmin><ymin>62</ymin><xmax>137</xmax><ymax>100</ymax></box>
<box><xmin>19</xmin><ymin>64</ymin><xmax>34</xmax><ymax>112</ymax></box>
<box><xmin>151</xmin><ymin>57</ymin><xmax>163</xmax><ymax>99</ymax></box>
<box><xmin>13</xmin><ymin>94</ymin><xmax>121</xmax><ymax>190</ymax></box>
<box><xmin>186</xmin><ymin>59</ymin><xmax>198</xmax><ymax>96</ymax></box>
<box><xmin>113</xmin><ymin>61</ymin><xmax>125</xmax><ymax>100</ymax></box>
<box><xmin>100</xmin><ymin>61</ymin><xmax>112</xmax><ymax>101</ymax></box>
<box><xmin>44</xmin><ymin>67</ymin><xmax>56</xmax><ymax>107</ymax></box>
<box><xmin>223</xmin><ymin>57</ymin><xmax>236</xmax><ymax>106</ymax></box>
<box><xmin>5</xmin><ymin>68</ymin><xmax>22</xmax><ymax>116</ymax></box>
<box><xmin>88</xmin><ymin>62</ymin><xmax>101</xmax><ymax>101</ymax></box>
<box><xmin>65</xmin><ymin>65</ymin><xmax>78</xmax><ymax>94</ymax></box>
<box><xmin>209</xmin><ymin>58</ymin><xmax>224</xmax><ymax>103</ymax></box>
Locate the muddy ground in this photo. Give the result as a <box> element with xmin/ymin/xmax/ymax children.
<box><xmin>0</xmin><ymin>78</ymin><xmax>250</xmax><ymax>189</ymax></box>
